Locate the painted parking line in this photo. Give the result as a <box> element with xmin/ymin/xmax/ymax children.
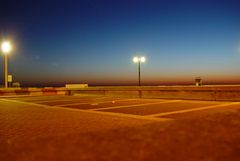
<box><xmin>1</xmin><ymin>98</ymin><xmax>170</xmax><ymax>122</ymax></box>
<box><xmin>90</xmin><ymin>100</ymin><xmax>182</xmax><ymax>111</ymax></box>
<box><xmin>57</xmin><ymin>98</ymin><xmax>137</xmax><ymax>107</ymax></box>
<box><xmin>32</xmin><ymin>96</ymin><xmax>108</xmax><ymax>103</ymax></box>
<box><xmin>147</xmin><ymin>102</ymin><xmax>240</xmax><ymax>117</ymax></box>
<box><xmin>0</xmin><ymin>95</ymin><xmax>36</xmax><ymax>98</ymax></box>
<box><xmin>9</xmin><ymin>95</ymin><xmax>70</xmax><ymax>101</ymax></box>
<box><xmin>10</xmin><ymin>95</ymin><xmax>105</xmax><ymax>102</ymax></box>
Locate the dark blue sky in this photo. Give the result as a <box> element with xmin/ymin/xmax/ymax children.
<box><xmin>0</xmin><ymin>0</ymin><xmax>240</xmax><ymax>86</ymax></box>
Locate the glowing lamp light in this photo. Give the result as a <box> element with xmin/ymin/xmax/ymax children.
<box><xmin>133</xmin><ymin>57</ymin><xmax>139</xmax><ymax>63</ymax></box>
<box><xmin>140</xmin><ymin>57</ymin><xmax>146</xmax><ymax>62</ymax></box>
<box><xmin>1</xmin><ymin>41</ymin><xmax>12</xmax><ymax>54</ymax></box>
<box><xmin>133</xmin><ymin>56</ymin><xmax>146</xmax><ymax>63</ymax></box>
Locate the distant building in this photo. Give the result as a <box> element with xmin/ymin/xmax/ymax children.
<box><xmin>195</xmin><ymin>77</ymin><xmax>202</xmax><ymax>86</ymax></box>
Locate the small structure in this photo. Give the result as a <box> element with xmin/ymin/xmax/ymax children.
<box><xmin>195</xmin><ymin>77</ymin><xmax>202</xmax><ymax>86</ymax></box>
<box><xmin>65</xmin><ymin>84</ymin><xmax>88</xmax><ymax>89</ymax></box>
<box><xmin>12</xmin><ymin>82</ymin><xmax>21</xmax><ymax>88</ymax></box>
<box><xmin>8</xmin><ymin>75</ymin><xmax>13</xmax><ymax>87</ymax></box>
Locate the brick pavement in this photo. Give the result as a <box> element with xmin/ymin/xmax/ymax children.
<box><xmin>1</xmin><ymin>96</ymin><xmax>240</xmax><ymax>161</ymax></box>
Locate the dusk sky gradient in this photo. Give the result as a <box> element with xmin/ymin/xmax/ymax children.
<box><xmin>0</xmin><ymin>0</ymin><xmax>240</xmax><ymax>86</ymax></box>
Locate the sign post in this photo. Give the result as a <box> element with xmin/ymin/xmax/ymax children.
<box><xmin>8</xmin><ymin>75</ymin><xmax>12</xmax><ymax>87</ymax></box>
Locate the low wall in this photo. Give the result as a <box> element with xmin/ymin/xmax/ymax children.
<box><xmin>0</xmin><ymin>87</ymin><xmax>68</xmax><ymax>96</ymax></box>
<box><xmin>69</xmin><ymin>86</ymin><xmax>240</xmax><ymax>101</ymax></box>
<box><xmin>1</xmin><ymin>86</ymin><xmax>240</xmax><ymax>101</ymax></box>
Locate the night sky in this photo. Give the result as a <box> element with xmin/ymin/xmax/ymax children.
<box><xmin>0</xmin><ymin>0</ymin><xmax>240</xmax><ymax>86</ymax></box>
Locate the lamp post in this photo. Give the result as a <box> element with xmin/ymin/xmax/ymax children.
<box><xmin>133</xmin><ymin>56</ymin><xmax>146</xmax><ymax>86</ymax></box>
<box><xmin>1</xmin><ymin>41</ymin><xmax>12</xmax><ymax>88</ymax></box>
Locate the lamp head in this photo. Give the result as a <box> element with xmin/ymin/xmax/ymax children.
<box><xmin>140</xmin><ymin>57</ymin><xmax>146</xmax><ymax>62</ymax></box>
<box><xmin>1</xmin><ymin>41</ymin><xmax>12</xmax><ymax>54</ymax></box>
<box><xmin>133</xmin><ymin>57</ymin><xmax>139</xmax><ymax>63</ymax></box>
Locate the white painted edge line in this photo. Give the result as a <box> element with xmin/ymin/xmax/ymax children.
<box><xmin>0</xmin><ymin>98</ymin><xmax>171</xmax><ymax>122</ymax></box>
<box><xmin>147</xmin><ymin>102</ymin><xmax>240</xmax><ymax>117</ymax></box>
<box><xmin>90</xmin><ymin>100</ymin><xmax>182</xmax><ymax>111</ymax></box>
<box><xmin>32</xmin><ymin>98</ymin><xmax>89</xmax><ymax>103</ymax></box>
<box><xmin>9</xmin><ymin>95</ymin><xmax>69</xmax><ymax>101</ymax></box>
<box><xmin>57</xmin><ymin>98</ymin><xmax>138</xmax><ymax>107</ymax></box>
<box><xmin>31</xmin><ymin>96</ymin><xmax>109</xmax><ymax>103</ymax></box>
<box><xmin>11</xmin><ymin>95</ymin><xmax>99</xmax><ymax>100</ymax></box>
<box><xmin>0</xmin><ymin>95</ymin><xmax>34</xmax><ymax>98</ymax></box>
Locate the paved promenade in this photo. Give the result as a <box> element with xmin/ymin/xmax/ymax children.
<box><xmin>1</xmin><ymin>95</ymin><xmax>240</xmax><ymax>161</ymax></box>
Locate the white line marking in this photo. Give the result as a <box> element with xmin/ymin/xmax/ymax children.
<box><xmin>147</xmin><ymin>102</ymin><xmax>240</xmax><ymax>117</ymax></box>
<box><xmin>0</xmin><ymin>95</ymin><xmax>35</xmax><ymax>98</ymax></box>
<box><xmin>34</xmin><ymin>99</ymin><xmax>86</xmax><ymax>103</ymax></box>
<box><xmin>0</xmin><ymin>99</ymin><xmax>171</xmax><ymax>122</ymax></box>
<box><xmin>57</xmin><ymin>99</ymin><xmax>138</xmax><ymax>107</ymax></box>
<box><xmin>90</xmin><ymin>100</ymin><xmax>182</xmax><ymax>111</ymax></box>
<box><xmin>10</xmin><ymin>95</ymin><xmax>69</xmax><ymax>101</ymax></box>
<box><xmin>32</xmin><ymin>96</ymin><xmax>108</xmax><ymax>103</ymax></box>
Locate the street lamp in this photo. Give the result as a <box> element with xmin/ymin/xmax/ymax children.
<box><xmin>1</xmin><ymin>41</ymin><xmax>12</xmax><ymax>88</ymax></box>
<box><xmin>133</xmin><ymin>56</ymin><xmax>146</xmax><ymax>86</ymax></box>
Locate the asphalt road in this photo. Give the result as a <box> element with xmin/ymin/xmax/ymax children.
<box><xmin>1</xmin><ymin>95</ymin><xmax>240</xmax><ymax>161</ymax></box>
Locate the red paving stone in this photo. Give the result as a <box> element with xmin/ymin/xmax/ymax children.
<box><xmin>1</xmin><ymin>96</ymin><xmax>240</xmax><ymax>161</ymax></box>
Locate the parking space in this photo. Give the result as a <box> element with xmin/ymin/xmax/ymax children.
<box><xmin>59</xmin><ymin>99</ymin><xmax>169</xmax><ymax>110</ymax></box>
<box><xmin>160</xmin><ymin>102</ymin><xmax>240</xmax><ymax>119</ymax></box>
<box><xmin>98</xmin><ymin>100</ymin><xmax>222</xmax><ymax>116</ymax></box>
<box><xmin>35</xmin><ymin>97</ymin><xmax>121</xmax><ymax>106</ymax></box>
<box><xmin>6</xmin><ymin>95</ymin><xmax>240</xmax><ymax>120</ymax></box>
